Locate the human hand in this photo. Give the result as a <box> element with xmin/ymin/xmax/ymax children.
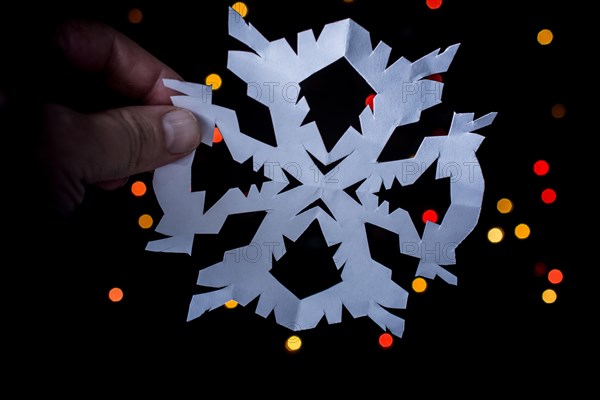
<box><xmin>41</xmin><ymin>20</ymin><xmax>202</xmax><ymax>216</ymax></box>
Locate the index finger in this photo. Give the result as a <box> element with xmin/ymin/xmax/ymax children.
<box><xmin>56</xmin><ymin>19</ymin><xmax>181</xmax><ymax>105</ymax></box>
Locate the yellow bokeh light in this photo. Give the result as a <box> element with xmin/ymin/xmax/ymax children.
<box><xmin>537</xmin><ymin>29</ymin><xmax>553</xmax><ymax>45</ymax></box>
<box><xmin>514</xmin><ymin>223</ymin><xmax>531</xmax><ymax>239</ymax></box>
<box><xmin>496</xmin><ymin>198</ymin><xmax>513</xmax><ymax>214</ymax></box>
<box><xmin>224</xmin><ymin>299</ymin><xmax>238</xmax><ymax>309</ymax></box>
<box><xmin>108</xmin><ymin>287</ymin><xmax>124</xmax><ymax>302</ymax></box>
<box><xmin>205</xmin><ymin>73</ymin><xmax>222</xmax><ymax>90</ymax></box>
<box><xmin>138</xmin><ymin>214</ymin><xmax>153</xmax><ymax>229</ymax></box>
<box><xmin>551</xmin><ymin>103</ymin><xmax>566</xmax><ymax>119</ymax></box>
<box><xmin>128</xmin><ymin>8</ymin><xmax>143</xmax><ymax>24</ymax></box>
<box><xmin>232</xmin><ymin>2</ymin><xmax>248</xmax><ymax>18</ymax></box>
<box><xmin>412</xmin><ymin>277</ymin><xmax>427</xmax><ymax>293</ymax></box>
<box><xmin>542</xmin><ymin>288</ymin><xmax>557</xmax><ymax>304</ymax></box>
<box><xmin>487</xmin><ymin>227</ymin><xmax>504</xmax><ymax>243</ymax></box>
<box><xmin>285</xmin><ymin>335</ymin><xmax>302</xmax><ymax>352</ymax></box>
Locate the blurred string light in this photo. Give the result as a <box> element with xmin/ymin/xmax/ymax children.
<box><xmin>213</xmin><ymin>126</ymin><xmax>223</xmax><ymax>143</ymax></box>
<box><xmin>487</xmin><ymin>227</ymin><xmax>504</xmax><ymax>243</ymax></box>
<box><xmin>232</xmin><ymin>2</ymin><xmax>248</xmax><ymax>17</ymax></box>
<box><xmin>542</xmin><ymin>288</ymin><xmax>557</xmax><ymax>304</ymax></box>
<box><xmin>128</xmin><ymin>8</ymin><xmax>143</xmax><ymax>24</ymax></box>
<box><xmin>365</xmin><ymin>93</ymin><xmax>376</xmax><ymax>110</ymax></box>
<box><xmin>224</xmin><ymin>299</ymin><xmax>238</xmax><ymax>309</ymax></box>
<box><xmin>205</xmin><ymin>73</ymin><xmax>222</xmax><ymax>90</ymax></box>
<box><xmin>378</xmin><ymin>333</ymin><xmax>393</xmax><ymax>349</ymax></box>
<box><xmin>426</xmin><ymin>0</ymin><xmax>442</xmax><ymax>10</ymax></box>
<box><xmin>551</xmin><ymin>103</ymin><xmax>566</xmax><ymax>119</ymax></box>
<box><xmin>285</xmin><ymin>335</ymin><xmax>302</xmax><ymax>352</ymax></box>
<box><xmin>497</xmin><ymin>198</ymin><xmax>513</xmax><ymax>214</ymax></box>
<box><xmin>537</xmin><ymin>29</ymin><xmax>553</xmax><ymax>45</ymax></box>
<box><xmin>535</xmin><ymin>263</ymin><xmax>563</xmax><ymax>304</ymax></box>
<box><xmin>427</xmin><ymin>73</ymin><xmax>443</xmax><ymax>82</ymax></box>
<box><xmin>131</xmin><ymin>180</ymin><xmax>147</xmax><ymax>197</ymax></box>
<box><xmin>534</xmin><ymin>261</ymin><xmax>548</xmax><ymax>277</ymax></box>
<box><xmin>422</xmin><ymin>209</ymin><xmax>438</xmax><ymax>223</ymax></box>
<box><xmin>533</xmin><ymin>159</ymin><xmax>550</xmax><ymax>176</ymax></box>
<box><xmin>138</xmin><ymin>214</ymin><xmax>153</xmax><ymax>229</ymax></box>
<box><xmin>514</xmin><ymin>223</ymin><xmax>530</xmax><ymax>239</ymax></box>
<box><xmin>108</xmin><ymin>287</ymin><xmax>124</xmax><ymax>302</ymax></box>
<box><xmin>548</xmin><ymin>268</ymin><xmax>563</xmax><ymax>284</ymax></box>
<box><xmin>541</xmin><ymin>188</ymin><xmax>557</xmax><ymax>204</ymax></box>
<box><xmin>412</xmin><ymin>277</ymin><xmax>427</xmax><ymax>293</ymax></box>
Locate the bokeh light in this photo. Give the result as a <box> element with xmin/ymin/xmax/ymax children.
<box><xmin>108</xmin><ymin>287</ymin><xmax>124</xmax><ymax>302</ymax></box>
<box><xmin>128</xmin><ymin>8</ymin><xmax>143</xmax><ymax>24</ymax></box>
<box><xmin>422</xmin><ymin>209</ymin><xmax>438</xmax><ymax>223</ymax></box>
<box><xmin>365</xmin><ymin>93</ymin><xmax>376</xmax><ymax>110</ymax></box>
<box><xmin>496</xmin><ymin>198</ymin><xmax>513</xmax><ymax>214</ymax></box>
<box><xmin>285</xmin><ymin>335</ymin><xmax>302</xmax><ymax>352</ymax></box>
<box><xmin>426</xmin><ymin>0</ymin><xmax>443</xmax><ymax>10</ymax></box>
<box><xmin>534</xmin><ymin>262</ymin><xmax>548</xmax><ymax>277</ymax></box>
<box><xmin>551</xmin><ymin>103</ymin><xmax>566</xmax><ymax>119</ymax></box>
<box><xmin>412</xmin><ymin>277</ymin><xmax>427</xmax><ymax>293</ymax></box>
<box><xmin>213</xmin><ymin>126</ymin><xmax>223</xmax><ymax>143</ymax></box>
<box><xmin>205</xmin><ymin>73</ymin><xmax>222</xmax><ymax>90</ymax></box>
<box><xmin>426</xmin><ymin>73</ymin><xmax>443</xmax><ymax>82</ymax></box>
<box><xmin>378</xmin><ymin>333</ymin><xmax>393</xmax><ymax>349</ymax></box>
<box><xmin>131</xmin><ymin>180</ymin><xmax>147</xmax><ymax>197</ymax></box>
<box><xmin>537</xmin><ymin>29</ymin><xmax>553</xmax><ymax>45</ymax></box>
<box><xmin>487</xmin><ymin>227</ymin><xmax>504</xmax><ymax>243</ymax></box>
<box><xmin>541</xmin><ymin>188</ymin><xmax>557</xmax><ymax>204</ymax></box>
<box><xmin>232</xmin><ymin>2</ymin><xmax>248</xmax><ymax>17</ymax></box>
<box><xmin>542</xmin><ymin>288</ymin><xmax>557</xmax><ymax>304</ymax></box>
<box><xmin>548</xmin><ymin>269</ymin><xmax>563</xmax><ymax>284</ymax></box>
<box><xmin>514</xmin><ymin>223</ymin><xmax>530</xmax><ymax>239</ymax></box>
<box><xmin>138</xmin><ymin>214</ymin><xmax>153</xmax><ymax>229</ymax></box>
<box><xmin>533</xmin><ymin>160</ymin><xmax>549</xmax><ymax>176</ymax></box>
<box><xmin>224</xmin><ymin>299</ymin><xmax>238</xmax><ymax>309</ymax></box>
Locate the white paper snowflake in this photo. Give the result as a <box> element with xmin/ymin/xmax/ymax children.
<box><xmin>146</xmin><ymin>8</ymin><xmax>496</xmax><ymax>338</ymax></box>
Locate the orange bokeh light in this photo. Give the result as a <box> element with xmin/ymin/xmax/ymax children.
<box><xmin>548</xmin><ymin>269</ymin><xmax>563</xmax><ymax>284</ymax></box>
<box><xmin>128</xmin><ymin>8</ymin><xmax>143</xmax><ymax>24</ymax></box>
<box><xmin>213</xmin><ymin>126</ymin><xmax>223</xmax><ymax>143</ymax></box>
<box><xmin>131</xmin><ymin>180</ymin><xmax>147</xmax><ymax>197</ymax></box>
<box><xmin>109</xmin><ymin>287</ymin><xmax>124</xmax><ymax>302</ymax></box>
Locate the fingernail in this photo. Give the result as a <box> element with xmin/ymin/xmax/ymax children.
<box><xmin>162</xmin><ymin>110</ymin><xmax>201</xmax><ymax>154</ymax></box>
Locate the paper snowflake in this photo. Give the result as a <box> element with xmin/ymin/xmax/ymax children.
<box><xmin>147</xmin><ymin>8</ymin><xmax>496</xmax><ymax>338</ymax></box>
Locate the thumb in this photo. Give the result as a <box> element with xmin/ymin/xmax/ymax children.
<box><xmin>42</xmin><ymin>103</ymin><xmax>202</xmax><ymax>214</ymax></box>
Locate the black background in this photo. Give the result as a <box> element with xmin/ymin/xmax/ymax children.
<box><xmin>3</xmin><ymin>0</ymin><xmax>590</xmax><ymax>392</ymax></box>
